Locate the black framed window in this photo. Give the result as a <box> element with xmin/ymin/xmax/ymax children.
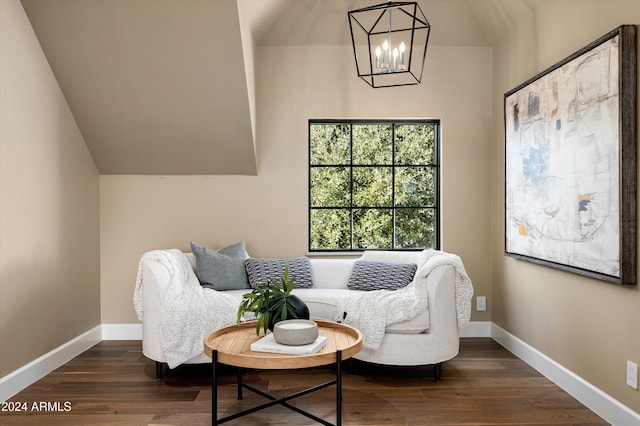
<box><xmin>309</xmin><ymin>119</ymin><xmax>440</xmax><ymax>252</ymax></box>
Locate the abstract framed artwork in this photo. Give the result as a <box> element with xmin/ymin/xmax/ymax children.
<box><xmin>504</xmin><ymin>25</ymin><xmax>637</xmax><ymax>285</ymax></box>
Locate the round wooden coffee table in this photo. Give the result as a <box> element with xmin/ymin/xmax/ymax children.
<box><xmin>204</xmin><ymin>320</ymin><xmax>362</xmax><ymax>426</ymax></box>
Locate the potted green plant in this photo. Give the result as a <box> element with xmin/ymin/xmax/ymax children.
<box><xmin>237</xmin><ymin>267</ymin><xmax>310</xmax><ymax>335</ymax></box>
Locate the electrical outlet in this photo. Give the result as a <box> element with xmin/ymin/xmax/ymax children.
<box><xmin>627</xmin><ymin>361</ymin><xmax>638</xmax><ymax>390</ymax></box>
<box><xmin>476</xmin><ymin>296</ymin><xmax>486</xmax><ymax>312</ymax></box>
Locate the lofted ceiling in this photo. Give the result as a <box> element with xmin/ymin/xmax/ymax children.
<box><xmin>20</xmin><ymin>0</ymin><xmax>499</xmax><ymax>175</ymax></box>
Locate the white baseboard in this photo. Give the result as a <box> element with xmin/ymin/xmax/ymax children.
<box><xmin>0</xmin><ymin>326</ymin><xmax>101</xmax><ymax>402</ymax></box>
<box><xmin>491</xmin><ymin>323</ymin><xmax>640</xmax><ymax>426</ymax></box>
<box><xmin>101</xmin><ymin>323</ymin><xmax>142</xmax><ymax>340</ymax></box>
<box><xmin>460</xmin><ymin>320</ymin><xmax>492</xmax><ymax>337</ymax></box>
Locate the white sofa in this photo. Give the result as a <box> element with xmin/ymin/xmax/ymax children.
<box><xmin>138</xmin><ymin>250</ymin><xmax>469</xmax><ymax>381</ymax></box>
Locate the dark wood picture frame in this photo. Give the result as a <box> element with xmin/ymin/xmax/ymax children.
<box><xmin>504</xmin><ymin>25</ymin><xmax>637</xmax><ymax>285</ymax></box>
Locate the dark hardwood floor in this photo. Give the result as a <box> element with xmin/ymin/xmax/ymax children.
<box><xmin>1</xmin><ymin>338</ymin><xmax>607</xmax><ymax>425</ymax></box>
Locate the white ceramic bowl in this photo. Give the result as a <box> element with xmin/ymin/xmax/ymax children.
<box><xmin>273</xmin><ymin>319</ymin><xmax>319</xmax><ymax>346</ymax></box>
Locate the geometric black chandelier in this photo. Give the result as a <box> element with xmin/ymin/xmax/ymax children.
<box><xmin>348</xmin><ymin>1</ymin><xmax>430</xmax><ymax>88</ymax></box>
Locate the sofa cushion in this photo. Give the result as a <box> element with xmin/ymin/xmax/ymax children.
<box><xmin>308</xmin><ymin>258</ymin><xmax>355</xmax><ymax>289</ymax></box>
<box><xmin>292</xmin><ymin>288</ymin><xmax>429</xmax><ymax>334</ymax></box>
<box><xmin>292</xmin><ymin>288</ymin><xmax>356</xmax><ymax>320</ymax></box>
<box><xmin>384</xmin><ymin>313</ymin><xmax>430</xmax><ymax>334</ymax></box>
<box><xmin>245</xmin><ymin>257</ymin><xmax>313</xmax><ymax>288</ymax></box>
<box><xmin>347</xmin><ymin>260</ymin><xmax>417</xmax><ymax>291</ymax></box>
<box><xmin>190</xmin><ymin>241</ymin><xmax>250</xmax><ymax>291</ymax></box>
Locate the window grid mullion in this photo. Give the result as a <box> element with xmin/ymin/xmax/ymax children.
<box><xmin>391</xmin><ymin>123</ymin><xmax>396</xmax><ymax>250</ymax></box>
<box><xmin>349</xmin><ymin>123</ymin><xmax>354</xmax><ymax>251</ymax></box>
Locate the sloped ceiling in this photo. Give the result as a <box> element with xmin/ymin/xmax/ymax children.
<box><xmin>21</xmin><ymin>0</ymin><xmax>493</xmax><ymax>175</ymax></box>
<box><xmin>21</xmin><ymin>0</ymin><xmax>256</xmax><ymax>175</ymax></box>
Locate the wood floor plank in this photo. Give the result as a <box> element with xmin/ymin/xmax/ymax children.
<box><xmin>0</xmin><ymin>339</ymin><xmax>608</xmax><ymax>425</ymax></box>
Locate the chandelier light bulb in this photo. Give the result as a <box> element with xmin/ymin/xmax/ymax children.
<box><xmin>381</xmin><ymin>39</ymin><xmax>390</xmax><ymax>72</ymax></box>
<box><xmin>393</xmin><ymin>47</ymin><xmax>399</xmax><ymax>70</ymax></box>
<box><xmin>398</xmin><ymin>42</ymin><xmax>406</xmax><ymax>70</ymax></box>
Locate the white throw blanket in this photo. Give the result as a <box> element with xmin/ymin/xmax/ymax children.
<box><xmin>334</xmin><ymin>250</ymin><xmax>473</xmax><ymax>350</ymax></box>
<box><xmin>134</xmin><ymin>249</ymin><xmax>238</xmax><ymax>368</ymax></box>
<box><xmin>421</xmin><ymin>249</ymin><xmax>474</xmax><ymax>328</ymax></box>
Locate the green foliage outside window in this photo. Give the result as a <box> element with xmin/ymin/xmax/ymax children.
<box><xmin>309</xmin><ymin>120</ymin><xmax>439</xmax><ymax>251</ymax></box>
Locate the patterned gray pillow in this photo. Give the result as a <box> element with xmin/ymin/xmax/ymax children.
<box><xmin>245</xmin><ymin>257</ymin><xmax>313</xmax><ymax>288</ymax></box>
<box><xmin>347</xmin><ymin>260</ymin><xmax>417</xmax><ymax>291</ymax></box>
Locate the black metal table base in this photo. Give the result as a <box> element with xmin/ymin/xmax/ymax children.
<box><xmin>211</xmin><ymin>350</ymin><xmax>343</xmax><ymax>426</ymax></box>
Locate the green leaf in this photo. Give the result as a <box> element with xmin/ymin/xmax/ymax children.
<box><xmin>237</xmin><ymin>266</ymin><xmax>303</xmax><ymax>334</ymax></box>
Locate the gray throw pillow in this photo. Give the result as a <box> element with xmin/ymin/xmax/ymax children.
<box><xmin>190</xmin><ymin>241</ymin><xmax>250</xmax><ymax>291</ymax></box>
<box><xmin>245</xmin><ymin>257</ymin><xmax>313</xmax><ymax>289</ymax></box>
<box><xmin>347</xmin><ymin>260</ymin><xmax>417</xmax><ymax>291</ymax></box>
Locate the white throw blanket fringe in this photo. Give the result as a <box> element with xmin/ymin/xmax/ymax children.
<box><xmin>334</xmin><ymin>249</ymin><xmax>473</xmax><ymax>350</ymax></box>
<box><xmin>133</xmin><ymin>249</ymin><xmax>238</xmax><ymax>368</ymax></box>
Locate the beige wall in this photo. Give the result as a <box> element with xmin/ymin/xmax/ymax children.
<box><xmin>100</xmin><ymin>45</ymin><xmax>493</xmax><ymax>324</ymax></box>
<box><xmin>490</xmin><ymin>0</ymin><xmax>640</xmax><ymax>413</ymax></box>
<box><xmin>0</xmin><ymin>0</ymin><xmax>101</xmax><ymax>376</ymax></box>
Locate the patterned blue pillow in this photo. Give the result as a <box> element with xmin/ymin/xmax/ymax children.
<box><xmin>245</xmin><ymin>257</ymin><xmax>313</xmax><ymax>288</ymax></box>
<box><xmin>347</xmin><ymin>260</ymin><xmax>417</xmax><ymax>291</ymax></box>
